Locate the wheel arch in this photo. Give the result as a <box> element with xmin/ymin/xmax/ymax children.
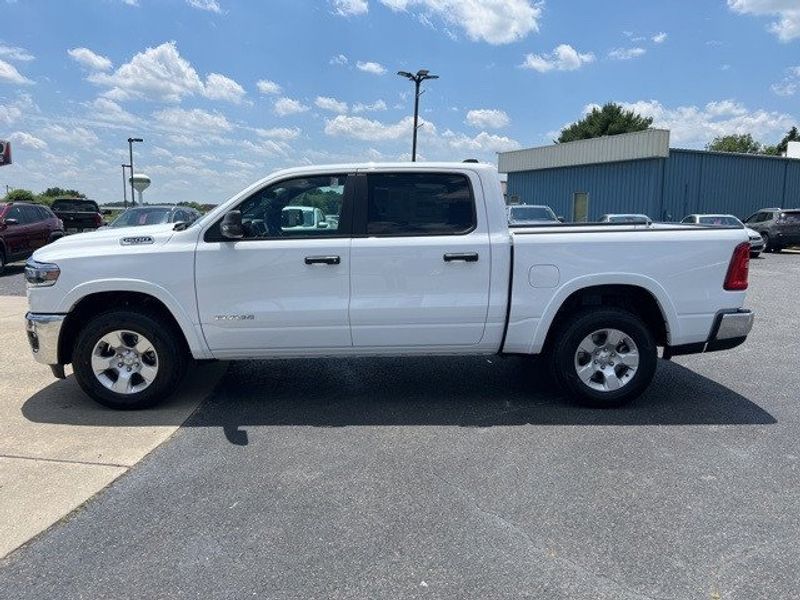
<box><xmin>57</xmin><ymin>286</ymin><xmax>208</xmax><ymax>364</ymax></box>
<box><xmin>530</xmin><ymin>277</ymin><xmax>677</xmax><ymax>354</ymax></box>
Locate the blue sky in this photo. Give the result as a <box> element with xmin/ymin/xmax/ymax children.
<box><xmin>1</xmin><ymin>0</ymin><xmax>798</xmax><ymax>204</ymax></box>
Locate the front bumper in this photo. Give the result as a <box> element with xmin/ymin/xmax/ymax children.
<box><xmin>25</xmin><ymin>312</ymin><xmax>66</xmax><ymax>367</ymax></box>
<box><xmin>749</xmin><ymin>238</ymin><xmax>765</xmax><ymax>252</ymax></box>
<box><xmin>663</xmin><ymin>309</ymin><xmax>754</xmax><ymax>358</ymax></box>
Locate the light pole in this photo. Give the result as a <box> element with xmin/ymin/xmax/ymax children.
<box><xmin>127</xmin><ymin>137</ymin><xmax>143</xmax><ymax>205</ymax></box>
<box><xmin>397</xmin><ymin>69</ymin><xmax>439</xmax><ymax>161</ymax></box>
<box><xmin>121</xmin><ymin>164</ymin><xmax>130</xmax><ymax>208</ymax></box>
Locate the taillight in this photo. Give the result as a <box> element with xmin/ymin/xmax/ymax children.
<box><xmin>724</xmin><ymin>242</ymin><xmax>750</xmax><ymax>291</ymax></box>
<box><xmin>94</xmin><ymin>213</ymin><xmax>102</xmax><ymax>227</ymax></box>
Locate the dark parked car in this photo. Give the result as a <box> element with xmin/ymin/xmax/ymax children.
<box><xmin>51</xmin><ymin>197</ymin><xmax>108</xmax><ymax>233</ymax></box>
<box><xmin>0</xmin><ymin>202</ymin><xmax>64</xmax><ymax>274</ymax></box>
<box><xmin>107</xmin><ymin>205</ymin><xmax>201</xmax><ymax>228</ymax></box>
<box><xmin>743</xmin><ymin>208</ymin><xmax>800</xmax><ymax>252</ymax></box>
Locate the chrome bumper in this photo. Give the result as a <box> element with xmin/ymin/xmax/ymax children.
<box><xmin>714</xmin><ymin>309</ymin><xmax>754</xmax><ymax>341</ymax></box>
<box><xmin>25</xmin><ymin>312</ymin><xmax>66</xmax><ymax>366</ymax></box>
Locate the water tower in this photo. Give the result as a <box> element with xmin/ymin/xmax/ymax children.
<box><xmin>129</xmin><ymin>173</ymin><xmax>151</xmax><ymax>205</ymax></box>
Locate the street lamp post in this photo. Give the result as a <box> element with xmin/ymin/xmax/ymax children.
<box><xmin>397</xmin><ymin>69</ymin><xmax>439</xmax><ymax>162</ymax></box>
<box><xmin>127</xmin><ymin>137</ymin><xmax>143</xmax><ymax>205</ymax></box>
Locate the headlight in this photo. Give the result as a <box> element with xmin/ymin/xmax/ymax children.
<box><xmin>25</xmin><ymin>260</ymin><xmax>60</xmax><ymax>287</ymax></box>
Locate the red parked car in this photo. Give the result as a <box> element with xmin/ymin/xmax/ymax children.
<box><xmin>0</xmin><ymin>202</ymin><xmax>65</xmax><ymax>274</ymax></box>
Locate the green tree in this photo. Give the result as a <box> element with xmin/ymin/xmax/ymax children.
<box><xmin>557</xmin><ymin>102</ymin><xmax>653</xmax><ymax>143</ymax></box>
<box><xmin>41</xmin><ymin>187</ymin><xmax>86</xmax><ymax>198</ymax></box>
<box><xmin>772</xmin><ymin>126</ymin><xmax>799</xmax><ymax>155</ymax></box>
<box><xmin>705</xmin><ymin>134</ymin><xmax>764</xmax><ymax>154</ymax></box>
<box><xmin>3</xmin><ymin>188</ymin><xmax>36</xmax><ymax>203</ymax></box>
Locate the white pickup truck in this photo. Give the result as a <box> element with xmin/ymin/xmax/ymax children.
<box><xmin>24</xmin><ymin>162</ymin><xmax>754</xmax><ymax>410</ymax></box>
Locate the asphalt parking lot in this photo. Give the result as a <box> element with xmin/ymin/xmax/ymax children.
<box><xmin>1</xmin><ymin>252</ymin><xmax>799</xmax><ymax>599</ymax></box>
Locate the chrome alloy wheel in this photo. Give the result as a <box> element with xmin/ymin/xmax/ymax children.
<box><xmin>91</xmin><ymin>330</ymin><xmax>159</xmax><ymax>395</ymax></box>
<box><xmin>573</xmin><ymin>328</ymin><xmax>639</xmax><ymax>392</ymax></box>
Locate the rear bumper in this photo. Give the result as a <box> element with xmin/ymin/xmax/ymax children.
<box><xmin>25</xmin><ymin>312</ymin><xmax>65</xmax><ymax>366</ymax></box>
<box><xmin>664</xmin><ymin>309</ymin><xmax>754</xmax><ymax>358</ymax></box>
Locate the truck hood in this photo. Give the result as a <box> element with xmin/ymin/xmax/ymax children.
<box><xmin>32</xmin><ymin>224</ymin><xmax>177</xmax><ymax>263</ymax></box>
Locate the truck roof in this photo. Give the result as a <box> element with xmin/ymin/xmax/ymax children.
<box><xmin>267</xmin><ymin>161</ymin><xmax>498</xmax><ymax>179</ymax></box>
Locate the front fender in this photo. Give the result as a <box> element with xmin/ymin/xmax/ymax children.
<box><xmin>57</xmin><ymin>279</ymin><xmax>211</xmax><ymax>359</ymax></box>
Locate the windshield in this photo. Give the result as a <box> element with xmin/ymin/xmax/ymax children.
<box><xmin>51</xmin><ymin>199</ymin><xmax>98</xmax><ymax>212</ymax></box>
<box><xmin>111</xmin><ymin>208</ymin><xmax>172</xmax><ymax>227</ymax></box>
<box><xmin>607</xmin><ymin>215</ymin><xmax>650</xmax><ymax>223</ymax></box>
<box><xmin>698</xmin><ymin>216</ymin><xmax>742</xmax><ymax>227</ymax></box>
<box><xmin>509</xmin><ymin>206</ymin><xmax>556</xmax><ymax>221</ymax></box>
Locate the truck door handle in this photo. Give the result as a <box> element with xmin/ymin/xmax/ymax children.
<box><xmin>304</xmin><ymin>255</ymin><xmax>341</xmax><ymax>265</ymax></box>
<box><xmin>443</xmin><ymin>252</ymin><xmax>479</xmax><ymax>263</ymax></box>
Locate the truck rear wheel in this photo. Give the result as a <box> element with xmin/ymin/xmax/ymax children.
<box><xmin>549</xmin><ymin>308</ymin><xmax>657</xmax><ymax>408</ymax></box>
<box><xmin>72</xmin><ymin>309</ymin><xmax>187</xmax><ymax>410</ymax></box>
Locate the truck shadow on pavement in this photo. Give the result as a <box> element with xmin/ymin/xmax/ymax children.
<box><xmin>21</xmin><ymin>356</ymin><xmax>776</xmax><ymax>446</ymax></box>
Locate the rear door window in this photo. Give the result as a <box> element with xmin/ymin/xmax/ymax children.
<box><xmin>778</xmin><ymin>211</ymin><xmax>800</xmax><ymax>223</ymax></box>
<box><xmin>364</xmin><ymin>172</ymin><xmax>475</xmax><ymax>236</ymax></box>
<box><xmin>52</xmin><ymin>199</ymin><xmax>98</xmax><ymax>212</ymax></box>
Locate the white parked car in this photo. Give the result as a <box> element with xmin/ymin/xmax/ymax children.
<box><xmin>25</xmin><ymin>163</ymin><xmax>754</xmax><ymax>410</ymax></box>
<box><xmin>599</xmin><ymin>214</ymin><xmax>653</xmax><ymax>226</ymax></box>
<box><xmin>507</xmin><ymin>204</ymin><xmax>561</xmax><ymax>226</ymax></box>
<box><xmin>681</xmin><ymin>214</ymin><xmax>765</xmax><ymax>257</ymax></box>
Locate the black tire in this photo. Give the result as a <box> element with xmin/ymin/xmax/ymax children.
<box><xmin>0</xmin><ymin>249</ymin><xmax>5</xmax><ymax>276</ymax></box>
<box><xmin>750</xmin><ymin>251</ymin><xmax>761</xmax><ymax>259</ymax></box>
<box><xmin>72</xmin><ymin>309</ymin><xmax>188</xmax><ymax>410</ymax></box>
<box><xmin>549</xmin><ymin>307</ymin><xmax>658</xmax><ymax>408</ymax></box>
<box><xmin>762</xmin><ymin>233</ymin><xmax>772</xmax><ymax>252</ymax></box>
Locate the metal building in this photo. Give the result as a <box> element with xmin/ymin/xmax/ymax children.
<box><xmin>498</xmin><ymin>129</ymin><xmax>800</xmax><ymax>222</ymax></box>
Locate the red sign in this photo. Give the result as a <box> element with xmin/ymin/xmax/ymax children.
<box><xmin>0</xmin><ymin>140</ymin><xmax>10</xmax><ymax>166</ymax></box>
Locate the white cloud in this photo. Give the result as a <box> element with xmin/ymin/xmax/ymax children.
<box><xmin>204</xmin><ymin>72</ymin><xmax>246</xmax><ymax>103</ymax></box>
<box><xmin>0</xmin><ymin>44</ymin><xmax>34</xmax><ymax>62</ymax></box>
<box><xmin>378</xmin><ymin>0</ymin><xmax>541</xmax><ymax>45</ymax></box>
<box><xmin>186</xmin><ymin>0</ymin><xmax>222</xmax><ymax>12</ymax></box>
<box><xmin>521</xmin><ymin>44</ymin><xmax>595</xmax><ymax>73</ymax></box>
<box><xmin>0</xmin><ymin>58</ymin><xmax>33</xmax><ymax>84</ymax></box>
<box><xmin>330</xmin><ymin>54</ymin><xmax>349</xmax><ymax>66</ymax></box>
<box><xmin>9</xmin><ymin>131</ymin><xmax>47</xmax><ymax>150</ymax></box>
<box><xmin>331</xmin><ymin>0</ymin><xmax>368</xmax><ymax>15</ymax></box>
<box><xmin>87</xmin><ymin>41</ymin><xmax>241</xmax><ymax>103</ymax></box>
<box><xmin>315</xmin><ymin>96</ymin><xmax>349</xmax><ymax>114</ymax></box>
<box><xmin>352</xmin><ymin>99</ymin><xmax>387</xmax><ymax>112</ymax></box>
<box><xmin>771</xmin><ymin>65</ymin><xmax>800</xmax><ymax>96</ymax></box>
<box><xmin>611</xmin><ymin>99</ymin><xmax>794</xmax><ymax>147</ymax></box>
<box><xmin>86</xmin><ymin>97</ymin><xmax>139</xmax><ymax>125</ymax></box>
<box><xmin>0</xmin><ymin>93</ymin><xmax>35</xmax><ymax>125</ymax></box>
<box><xmin>356</xmin><ymin>61</ymin><xmax>387</xmax><ymax>75</ymax></box>
<box><xmin>652</xmin><ymin>32</ymin><xmax>668</xmax><ymax>44</ymax></box>
<box><xmin>256</xmin><ymin>79</ymin><xmax>281</xmax><ymax>95</ymax></box>
<box><xmin>608</xmin><ymin>47</ymin><xmax>647</xmax><ymax>60</ymax></box>
<box><xmin>443</xmin><ymin>129</ymin><xmax>521</xmax><ymax>153</ymax></box>
<box><xmin>41</xmin><ymin>125</ymin><xmax>99</xmax><ymax>147</ymax></box>
<box><xmin>728</xmin><ymin>0</ymin><xmax>800</xmax><ymax>41</ymax></box>
<box><xmin>465</xmin><ymin>108</ymin><xmax>510</xmax><ymax>129</ymax></box>
<box><xmin>68</xmin><ymin>47</ymin><xmax>113</xmax><ymax>71</ymax></box>
<box><xmin>255</xmin><ymin>126</ymin><xmax>301</xmax><ymax>140</ymax></box>
<box><xmin>153</xmin><ymin>107</ymin><xmax>233</xmax><ymax>134</ymax></box>
<box><xmin>273</xmin><ymin>97</ymin><xmax>310</xmax><ymax>116</ymax></box>
<box><xmin>325</xmin><ymin>114</ymin><xmax>426</xmax><ymax>141</ymax></box>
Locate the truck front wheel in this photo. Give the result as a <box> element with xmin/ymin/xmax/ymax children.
<box><xmin>550</xmin><ymin>308</ymin><xmax>657</xmax><ymax>408</ymax></box>
<box><xmin>72</xmin><ymin>310</ymin><xmax>188</xmax><ymax>410</ymax></box>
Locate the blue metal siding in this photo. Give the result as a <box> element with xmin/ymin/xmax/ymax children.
<box><xmin>506</xmin><ymin>149</ymin><xmax>800</xmax><ymax>222</ymax></box>
<box><xmin>506</xmin><ymin>159</ymin><xmax>664</xmax><ymax>221</ymax></box>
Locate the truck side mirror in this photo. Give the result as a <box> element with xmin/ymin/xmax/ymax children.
<box><xmin>317</xmin><ymin>221</ymin><xmax>329</xmax><ymax>229</ymax></box>
<box><xmin>557</xmin><ymin>216</ymin><xmax>565</xmax><ymax>223</ymax></box>
<box><xmin>3</xmin><ymin>218</ymin><xmax>19</xmax><ymax>226</ymax></box>
<box><xmin>221</xmin><ymin>210</ymin><xmax>244</xmax><ymax>239</ymax></box>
